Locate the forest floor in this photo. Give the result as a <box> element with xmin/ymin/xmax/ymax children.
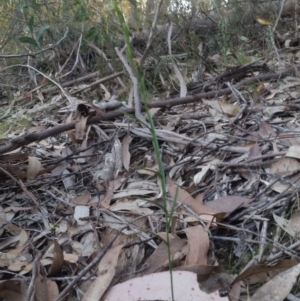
<box><xmin>1</xmin><ymin>13</ymin><xmax>300</xmax><ymax>301</ymax></box>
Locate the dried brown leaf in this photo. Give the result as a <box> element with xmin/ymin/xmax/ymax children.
<box><xmin>47</xmin><ymin>241</ymin><xmax>64</xmax><ymax>276</ymax></box>
<box><xmin>231</xmin><ymin>259</ymin><xmax>298</xmax><ymax>285</ymax></box>
<box><xmin>97</xmin><ymin>175</ymin><xmax>132</xmax><ymax>208</ymax></box>
<box><xmin>167</xmin><ymin>179</ymin><xmax>221</xmax><ymax>220</ymax></box>
<box><xmin>258</xmin><ymin>121</ymin><xmax>276</xmax><ymax>138</ymax></box>
<box><xmin>16</xmin><ymin>230</ymin><xmax>28</xmax><ymax>248</ymax></box>
<box><xmin>205</xmin><ymin>196</ymin><xmax>253</xmax><ymax>214</ymax></box>
<box><xmin>205</xmin><ymin>100</ymin><xmax>240</xmax><ymax>117</ymax></box>
<box><xmin>142</xmin><ymin>234</ymin><xmax>187</xmax><ymax>275</ymax></box>
<box><xmin>0</xmin><ymin>152</ymin><xmax>29</xmax><ymax>162</ymax></box>
<box><xmin>287</xmin><ymin>209</ymin><xmax>300</xmax><ymax>238</ymax></box>
<box><xmin>268</xmin><ymin>157</ymin><xmax>300</xmax><ymax>175</ymax></box>
<box><xmin>249</xmin><ymin>143</ymin><xmax>261</xmax><ymax>158</ymax></box>
<box><xmin>251</xmin><ymin>263</ymin><xmax>300</xmax><ymax>301</ymax></box>
<box><xmin>183</xmin><ymin>225</ymin><xmax>209</xmax><ymax>265</ymax></box>
<box><xmin>0</xmin><ymin>280</ymin><xmax>22</xmax><ymax>301</ymax></box>
<box><xmin>71</xmin><ymin>191</ymin><xmax>90</xmax><ymax>205</ymax></box>
<box><xmin>82</xmin><ymin>244</ymin><xmax>124</xmax><ymax>301</ymax></box>
<box><xmin>266</xmin><ymin>157</ymin><xmax>300</xmax><ymax>192</ymax></box>
<box><xmin>35</xmin><ymin>263</ymin><xmax>49</xmax><ymax>301</ymax></box>
<box><xmin>46</xmin><ymin>279</ymin><xmax>59</xmax><ymax>301</ymax></box>
<box><xmin>0</xmin><ymin>290</ymin><xmax>23</xmax><ymax>301</ymax></box>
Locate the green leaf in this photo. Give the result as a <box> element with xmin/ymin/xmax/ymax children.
<box><xmin>35</xmin><ymin>24</ymin><xmax>50</xmax><ymax>42</ymax></box>
<box><xmin>27</xmin><ymin>16</ymin><xmax>34</xmax><ymax>34</ymax></box>
<box><xmin>49</xmin><ymin>223</ymin><xmax>57</xmax><ymax>230</ymax></box>
<box><xmin>19</xmin><ymin>36</ymin><xmax>39</xmax><ymax>47</ymax></box>
<box><xmin>86</xmin><ymin>27</ymin><xmax>97</xmax><ymax>39</ymax></box>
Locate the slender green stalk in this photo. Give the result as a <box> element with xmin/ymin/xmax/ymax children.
<box><xmin>113</xmin><ymin>2</ymin><xmax>177</xmax><ymax>300</ymax></box>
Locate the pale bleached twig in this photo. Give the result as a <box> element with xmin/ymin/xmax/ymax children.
<box><xmin>115</xmin><ymin>47</ymin><xmax>147</xmax><ymax>125</ymax></box>
<box><xmin>140</xmin><ymin>0</ymin><xmax>163</xmax><ymax>70</ymax></box>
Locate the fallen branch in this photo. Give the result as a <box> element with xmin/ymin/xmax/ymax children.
<box><xmin>0</xmin><ymin>65</ymin><xmax>297</xmax><ymax>155</ymax></box>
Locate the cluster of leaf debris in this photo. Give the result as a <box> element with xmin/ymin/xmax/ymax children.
<box><xmin>1</xmin><ymin>66</ymin><xmax>300</xmax><ymax>300</ymax></box>
<box><xmin>2</xmin><ymin>9</ymin><xmax>300</xmax><ymax>301</ymax></box>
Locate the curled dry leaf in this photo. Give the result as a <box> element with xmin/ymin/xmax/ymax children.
<box><xmin>194</xmin><ymin>164</ymin><xmax>211</xmax><ymax>184</ymax></box>
<box><xmin>27</xmin><ymin>156</ymin><xmax>42</xmax><ymax>180</ymax></box>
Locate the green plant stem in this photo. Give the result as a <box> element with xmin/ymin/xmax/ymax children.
<box><xmin>113</xmin><ymin>2</ymin><xmax>176</xmax><ymax>300</ymax></box>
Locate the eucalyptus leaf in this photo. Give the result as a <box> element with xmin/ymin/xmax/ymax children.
<box><xmin>27</xmin><ymin>16</ymin><xmax>34</xmax><ymax>34</ymax></box>
<box><xmin>19</xmin><ymin>36</ymin><xmax>39</xmax><ymax>47</ymax></box>
<box><xmin>35</xmin><ymin>24</ymin><xmax>50</xmax><ymax>42</ymax></box>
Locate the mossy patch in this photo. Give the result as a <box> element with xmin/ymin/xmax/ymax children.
<box><xmin>0</xmin><ymin>114</ymin><xmax>31</xmax><ymax>139</ymax></box>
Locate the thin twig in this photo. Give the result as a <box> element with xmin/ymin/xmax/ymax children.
<box><xmin>273</xmin><ymin>0</ymin><xmax>287</xmax><ymax>32</ymax></box>
<box><xmin>59</xmin><ymin>33</ymin><xmax>82</xmax><ymax>77</ymax></box>
<box><xmin>25</xmin><ymin>250</ymin><xmax>42</xmax><ymax>301</ymax></box>
<box><xmin>0</xmin><ymin>28</ymin><xmax>69</xmax><ymax>58</ymax></box>
<box><xmin>54</xmin><ymin>226</ymin><xmax>127</xmax><ymax>301</ymax></box>
<box><xmin>0</xmin><ymin>165</ymin><xmax>39</xmax><ymax>207</ymax></box>
<box><xmin>115</xmin><ymin>47</ymin><xmax>147</xmax><ymax>125</ymax></box>
<box><xmin>227</xmin><ymin>82</ymin><xmax>248</xmax><ymax>124</ymax></box>
<box><xmin>140</xmin><ymin>0</ymin><xmax>163</xmax><ymax>70</ymax></box>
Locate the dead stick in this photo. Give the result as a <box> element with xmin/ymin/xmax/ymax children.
<box><xmin>54</xmin><ymin>226</ymin><xmax>127</xmax><ymax>301</ymax></box>
<box><xmin>0</xmin><ymin>66</ymin><xmax>297</xmax><ymax>155</ymax></box>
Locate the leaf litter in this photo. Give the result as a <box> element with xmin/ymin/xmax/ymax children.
<box><xmin>2</xmin><ymin>22</ymin><xmax>300</xmax><ymax>301</ymax></box>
